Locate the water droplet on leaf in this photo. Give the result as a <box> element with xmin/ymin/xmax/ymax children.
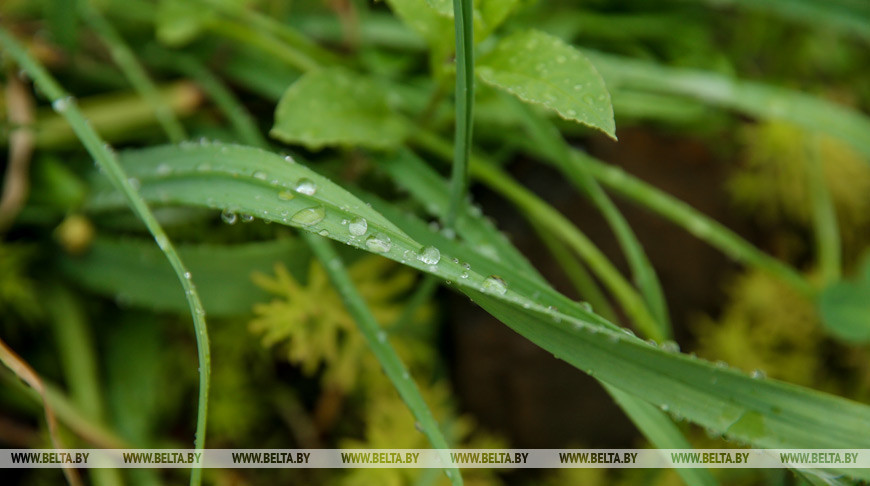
<box><xmin>417</xmin><ymin>246</ymin><xmax>441</xmax><ymax>265</ymax></box>
<box><xmin>295</xmin><ymin>178</ymin><xmax>316</xmax><ymax>195</ymax></box>
<box><xmin>365</xmin><ymin>234</ymin><xmax>391</xmax><ymax>253</ymax></box>
<box><xmin>348</xmin><ymin>217</ymin><xmax>367</xmax><ymax>236</ymax></box>
<box><xmin>291</xmin><ymin>206</ymin><xmax>325</xmax><ymax>226</ymax></box>
<box><xmin>221</xmin><ymin>209</ymin><xmax>238</xmax><ymax>225</ymax></box>
<box><xmin>482</xmin><ymin>275</ymin><xmax>507</xmax><ymax>295</ymax></box>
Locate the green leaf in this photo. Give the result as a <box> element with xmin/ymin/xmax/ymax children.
<box><xmin>388</xmin><ymin>0</ymin><xmax>518</xmax><ymax>51</ymax></box>
<box><xmin>819</xmin><ymin>257</ymin><xmax>870</xmax><ymax>343</ymax></box>
<box><xmin>270</xmin><ymin>67</ymin><xmax>407</xmax><ymax>150</ymax></box>
<box><xmin>156</xmin><ymin>0</ymin><xmax>211</xmax><ymax>46</ymax></box>
<box><xmin>84</xmin><ymin>143</ymin><xmax>870</xmax><ymax>480</ymax></box>
<box><xmin>59</xmin><ymin>237</ymin><xmax>310</xmax><ymax>317</ymax></box>
<box><xmin>477</xmin><ymin>30</ymin><xmax>616</xmax><ymax>139</ymax></box>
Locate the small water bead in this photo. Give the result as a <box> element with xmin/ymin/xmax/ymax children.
<box><xmin>127</xmin><ymin>177</ymin><xmax>140</xmax><ymax>190</ymax></box>
<box><xmin>417</xmin><ymin>246</ymin><xmax>441</xmax><ymax>265</ymax></box>
<box><xmin>290</xmin><ymin>206</ymin><xmax>326</xmax><ymax>226</ymax></box>
<box><xmin>284</xmin><ymin>155</ymin><xmax>296</xmax><ymax>164</ymax></box>
<box><xmin>750</xmin><ymin>369</ymin><xmax>766</xmax><ymax>379</ymax></box>
<box><xmin>197</xmin><ymin>162</ymin><xmax>212</xmax><ymax>172</ymax></box>
<box><xmin>240</xmin><ymin>213</ymin><xmax>255</xmax><ymax>223</ymax></box>
<box><xmin>318</xmin><ymin>229</ymin><xmax>329</xmax><ymax>237</ymax></box>
<box><xmin>414</xmin><ymin>422</ymin><xmax>423</xmax><ymax>433</ymax></box>
<box><xmin>377</xmin><ymin>330</ymin><xmax>387</xmax><ymax>343</ymax></box>
<box><xmin>52</xmin><ymin>96</ymin><xmax>73</xmax><ymax>112</ymax></box>
<box><xmin>482</xmin><ymin>275</ymin><xmax>507</xmax><ymax>295</ymax></box>
<box><xmin>579</xmin><ymin>301</ymin><xmax>592</xmax><ymax>312</ymax></box>
<box><xmin>253</xmin><ymin>170</ymin><xmax>268</xmax><ymax>181</ymax></box>
<box><xmin>348</xmin><ymin>217</ymin><xmax>367</xmax><ymax>236</ymax></box>
<box><xmin>220</xmin><ymin>209</ymin><xmax>238</xmax><ymax>225</ymax></box>
<box><xmin>365</xmin><ymin>234</ymin><xmax>392</xmax><ymax>253</ymax></box>
<box><xmin>278</xmin><ymin>191</ymin><xmax>295</xmax><ymax>201</ymax></box>
<box><xmin>295</xmin><ymin>178</ymin><xmax>317</xmax><ymax>195</ymax></box>
<box><xmin>156</xmin><ymin>163</ymin><xmax>172</xmax><ymax>175</ymax></box>
<box><xmin>183</xmin><ymin>271</ymin><xmax>192</xmax><ymax>279</ymax></box>
<box><xmin>660</xmin><ymin>340</ymin><xmax>681</xmax><ymax>353</ymax></box>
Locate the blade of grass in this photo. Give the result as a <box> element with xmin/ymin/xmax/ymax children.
<box><xmin>446</xmin><ymin>0</ymin><xmax>474</xmax><ymax>228</ymax></box>
<box><xmin>144</xmin><ymin>46</ymin><xmax>268</xmax><ymax>148</ymax></box>
<box><xmin>586</xmin><ymin>50</ymin><xmax>870</xmax><ymax>161</ymax></box>
<box><xmin>46</xmin><ymin>285</ymin><xmax>124</xmax><ymax>486</ymax></box>
<box><xmin>76</xmin><ymin>0</ymin><xmax>187</xmax><ymax>142</ymax></box>
<box><xmin>0</xmin><ymin>28</ymin><xmax>211</xmax><ymax>486</ymax></box>
<box><xmin>805</xmin><ymin>134</ymin><xmax>841</xmax><ymax>285</ymax></box>
<box><xmin>0</xmin><ymin>340</ymin><xmax>82</xmax><ymax>486</ymax></box>
<box><xmin>528</xmin><ymin>218</ymin><xmax>619</xmax><ymax>321</ymax></box>
<box><xmin>511</xmin><ymin>99</ymin><xmax>671</xmax><ymax>338</ymax></box>
<box><xmin>303</xmin><ymin>233</ymin><xmax>462</xmax><ymax>486</ymax></box>
<box><xmin>410</xmin><ymin>129</ymin><xmax>663</xmax><ymax>338</ymax></box>
<box><xmin>571</xmin><ymin>149</ymin><xmax>816</xmax><ymax>296</ymax></box>
<box><xmin>84</xmin><ymin>142</ymin><xmax>870</xmax><ymax>478</ymax></box>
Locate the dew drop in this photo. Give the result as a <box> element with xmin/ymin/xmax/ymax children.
<box><xmin>156</xmin><ymin>163</ymin><xmax>172</xmax><ymax>175</ymax></box>
<box><xmin>377</xmin><ymin>330</ymin><xmax>387</xmax><ymax>343</ymax></box>
<box><xmin>240</xmin><ymin>213</ymin><xmax>255</xmax><ymax>223</ymax></box>
<box><xmin>220</xmin><ymin>209</ymin><xmax>237</xmax><ymax>225</ymax></box>
<box><xmin>127</xmin><ymin>177</ymin><xmax>140</xmax><ymax>190</ymax></box>
<box><xmin>750</xmin><ymin>369</ymin><xmax>766</xmax><ymax>379</ymax></box>
<box><xmin>284</xmin><ymin>155</ymin><xmax>296</xmax><ymax>163</ymax></box>
<box><xmin>183</xmin><ymin>271</ymin><xmax>192</xmax><ymax>279</ymax></box>
<box><xmin>253</xmin><ymin>170</ymin><xmax>268</xmax><ymax>180</ymax></box>
<box><xmin>278</xmin><ymin>191</ymin><xmax>295</xmax><ymax>201</ymax></box>
<box><xmin>291</xmin><ymin>206</ymin><xmax>326</xmax><ymax>226</ymax></box>
<box><xmin>52</xmin><ymin>96</ymin><xmax>73</xmax><ymax>112</ymax></box>
<box><xmin>295</xmin><ymin>178</ymin><xmax>316</xmax><ymax>195</ymax></box>
<box><xmin>660</xmin><ymin>340</ymin><xmax>681</xmax><ymax>353</ymax></box>
<box><xmin>197</xmin><ymin>162</ymin><xmax>212</xmax><ymax>172</ymax></box>
<box><xmin>417</xmin><ymin>246</ymin><xmax>441</xmax><ymax>265</ymax></box>
<box><xmin>482</xmin><ymin>275</ymin><xmax>507</xmax><ymax>295</ymax></box>
<box><xmin>580</xmin><ymin>301</ymin><xmax>592</xmax><ymax>312</ymax></box>
<box><xmin>318</xmin><ymin>229</ymin><xmax>329</xmax><ymax>237</ymax></box>
<box><xmin>365</xmin><ymin>234</ymin><xmax>391</xmax><ymax>253</ymax></box>
<box><xmin>414</xmin><ymin>422</ymin><xmax>423</xmax><ymax>433</ymax></box>
<box><xmin>348</xmin><ymin>217</ymin><xmax>368</xmax><ymax>236</ymax></box>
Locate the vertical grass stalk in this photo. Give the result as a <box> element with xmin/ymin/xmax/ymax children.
<box><xmin>303</xmin><ymin>234</ymin><xmax>463</xmax><ymax>486</ymax></box>
<box><xmin>446</xmin><ymin>0</ymin><xmax>475</xmax><ymax>228</ymax></box>
<box><xmin>0</xmin><ymin>28</ymin><xmax>211</xmax><ymax>486</ymax></box>
<box><xmin>805</xmin><ymin>135</ymin><xmax>841</xmax><ymax>285</ymax></box>
<box><xmin>76</xmin><ymin>0</ymin><xmax>187</xmax><ymax>142</ymax></box>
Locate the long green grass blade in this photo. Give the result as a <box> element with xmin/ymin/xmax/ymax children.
<box><xmin>76</xmin><ymin>0</ymin><xmax>187</xmax><ymax>142</ymax></box>
<box><xmin>80</xmin><ymin>143</ymin><xmax>870</xmax><ymax>481</ymax></box>
<box><xmin>586</xmin><ymin>50</ymin><xmax>870</xmax><ymax>160</ymax></box>
<box><xmin>0</xmin><ymin>28</ymin><xmax>211</xmax><ymax>486</ymax></box>
<box><xmin>303</xmin><ymin>233</ymin><xmax>462</xmax><ymax>486</ymax></box>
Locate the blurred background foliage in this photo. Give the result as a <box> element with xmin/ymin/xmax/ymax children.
<box><xmin>1</xmin><ymin>0</ymin><xmax>869</xmax><ymax>485</ymax></box>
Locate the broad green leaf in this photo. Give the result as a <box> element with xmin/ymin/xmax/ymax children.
<box><xmin>425</xmin><ymin>0</ymin><xmax>521</xmax><ymax>40</ymax></box>
<box><xmin>389</xmin><ymin>0</ymin><xmax>518</xmax><ymax>51</ymax></box>
<box><xmin>270</xmin><ymin>67</ymin><xmax>407</xmax><ymax>150</ymax></box>
<box><xmin>819</xmin><ymin>257</ymin><xmax>870</xmax><ymax>343</ymax></box>
<box><xmin>60</xmin><ymin>237</ymin><xmax>310</xmax><ymax>317</ymax></box>
<box><xmin>585</xmin><ymin>50</ymin><xmax>870</xmax><ymax>161</ymax></box>
<box><xmin>84</xmin><ymin>143</ymin><xmax>870</xmax><ymax>480</ymax></box>
<box><xmin>477</xmin><ymin>30</ymin><xmax>616</xmax><ymax>139</ymax></box>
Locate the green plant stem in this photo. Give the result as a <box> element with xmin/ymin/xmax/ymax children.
<box><xmin>805</xmin><ymin>135</ymin><xmax>841</xmax><ymax>285</ymax></box>
<box><xmin>0</xmin><ymin>28</ymin><xmax>211</xmax><ymax>486</ymax></box>
<box><xmin>390</xmin><ymin>275</ymin><xmax>441</xmax><ymax>332</ymax></box>
<box><xmin>514</xmin><ymin>101</ymin><xmax>671</xmax><ymax>338</ymax></box>
<box><xmin>303</xmin><ymin>233</ymin><xmax>462</xmax><ymax>486</ymax></box>
<box><xmin>529</xmin><ymin>219</ymin><xmax>619</xmax><ymax>322</ymax></box>
<box><xmin>1</xmin><ymin>369</ymin><xmax>129</xmax><ymax>449</ymax></box>
<box><xmin>209</xmin><ymin>18</ymin><xmax>320</xmax><ymax>73</ymax></box>
<box><xmin>76</xmin><ymin>0</ymin><xmax>187</xmax><ymax>142</ymax></box>
<box><xmin>446</xmin><ymin>0</ymin><xmax>475</xmax><ymax>229</ymax></box>
<box><xmin>46</xmin><ymin>285</ymin><xmax>124</xmax><ymax>486</ymax></box>
<box><xmin>572</xmin><ymin>150</ymin><xmax>816</xmax><ymax>296</ymax></box>
<box><xmin>412</xmin><ymin>129</ymin><xmax>663</xmax><ymax>340</ymax></box>
<box><xmin>146</xmin><ymin>47</ymin><xmax>268</xmax><ymax>148</ymax></box>
<box><xmin>193</xmin><ymin>0</ymin><xmax>341</xmax><ymax>67</ymax></box>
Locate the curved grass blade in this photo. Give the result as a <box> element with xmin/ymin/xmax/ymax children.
<box><xmin>585</xmin><ymin>50</ymin><xmax>870</xmax><ymax>160</ymax></box>
<box><xmin>510</xmin><ymin>98</ymin><xmax>670</xmax><ymax>338</ymax></box>
<box><xmin>76</xmin><ymin>0</ymin><xmax>186</xmax><ymax>142</ymax></box>
<box><xmin>84</xmin><ymin>143</ymin><xmax>870</xmax><ymax>480</ymax></box>
<box><xmin>0</xmin><ymin>28</ymin><xmax>212</xmax><ymax>486</ymax></box>
<box><xmin>304</xmin><ymin>233</ymin><xmax>462</xmax><ymax>486</ymax></box>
